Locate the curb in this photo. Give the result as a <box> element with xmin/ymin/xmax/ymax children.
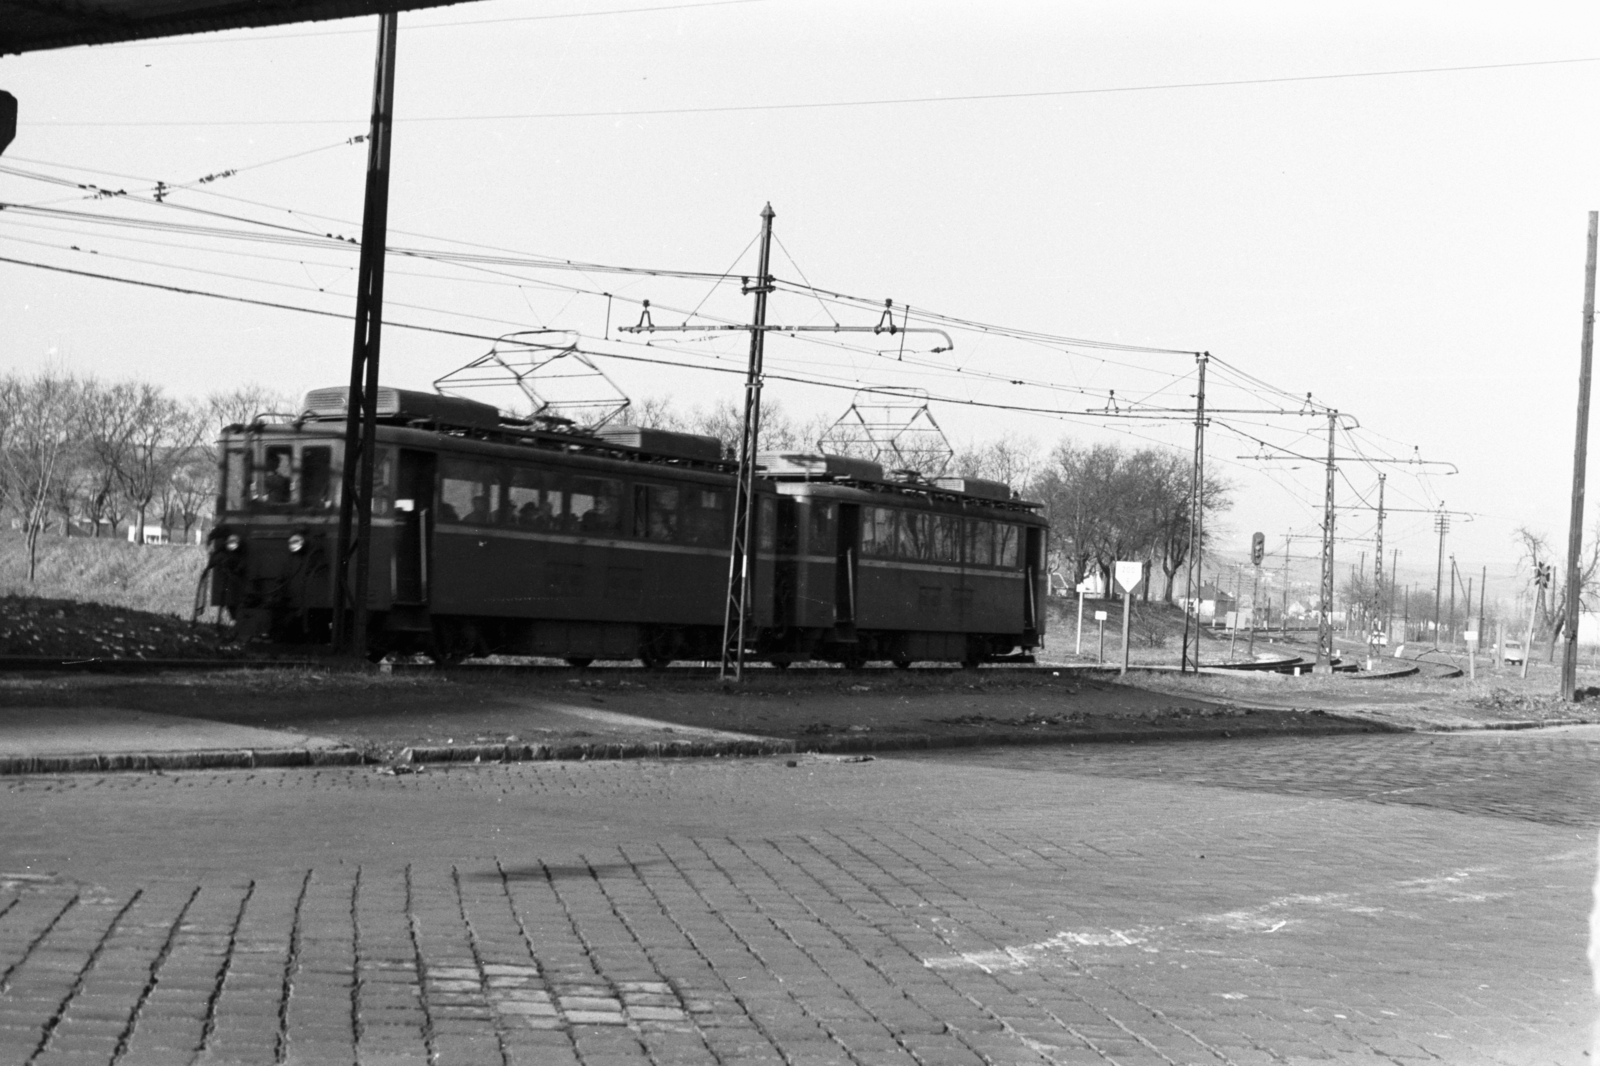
<box><xmin>15</xmin><ymin>711</ymin><xmax>1585</xmax><ymax>777</ymax></box>
<box><xmin>0</xmin><ymin>747</ymin><xmax>366</xmax><ymax>775</ymax></box>
<box><xmin>396</xmin><ymin>738</ymin><xmax>796</xmax><ymax>764</ymax></box>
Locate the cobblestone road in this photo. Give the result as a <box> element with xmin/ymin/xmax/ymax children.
<box><xmin>0</xmin><ymin>728</ymin><xmax>1593</xmax><ymax>1065</ymax></box>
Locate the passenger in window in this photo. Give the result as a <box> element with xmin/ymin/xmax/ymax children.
<box><xmin>466</xmin><ymin>494</ymin><xmax>493</xmax><ymax>525</ymax></box>
<box><xmin>262</xmin><ymin>451</ymin><xmax>292</xmax><ymax>504</ymax></box>
<box><xmin>438</xmin><ymin>502</ymin><xmax>460</xmax><ymax>522</ymax></box>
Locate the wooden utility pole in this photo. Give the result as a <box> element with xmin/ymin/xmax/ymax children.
<box><xmin>333</xmin><ymin>12</ymin><xmax>399</xmax><ymax>658</ymax></box>
<box><xmin>1317</xmin><ymin>411</ymin><xmax>1337</xmax><ymax>671</ymax></box>
<box><xmin>1562</xmin><ymin>210</ymin><xmax>1598</xmax><ymax>701</ymax></box>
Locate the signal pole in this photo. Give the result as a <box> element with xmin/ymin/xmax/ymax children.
<box><xmin>1562</xmin><ymin>210</ymin><xmax>1598</xmax><ymax>701</ymax></box>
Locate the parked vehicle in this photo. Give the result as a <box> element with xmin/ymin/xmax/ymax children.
<box><xmin>207</xmin><ymin>386</ymin><xmax>1049</xmax><ymax>667</ymax></box>
<box><xmin>1503</xmin><ymin>640</ymin><xmax>1526</xmax><ymax>665</ymax></box>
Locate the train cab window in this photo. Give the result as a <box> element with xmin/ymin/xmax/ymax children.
<box><xmin>682</xmin><ymin>488</ymin><xmax>729</xmax><ymax>548</ymax></box>
<box><xmin>634</xmin><ymin>485</ymin><xmax>680</xmax><ymax>540</ymax></box>
<box><xmin>932</xmin><ymin>516</ymin><xmax>961</xmax><ymax>562</ymax></box>
<box><xmin>997</xmin><ymin>522</ymin><xmax>1020</xmax><ymax>568</ymax></box>
<box><xmin>255</xmin><ymin>445</ymin><xmax>294</xmax><ymax>505</ymax></box>
<box><xmin>223</xmin><ymin>449</ymin><xmax>247</xmax><ymax>513</ymax></box>
<box><xmin>569</xmin><ymin>477</ymin><xmax>622</xmax><ymax>534</ymax></box>
<box><xmin>808</xmin><ymin>501</ymin><xmax>835</xmax><ymax>553</ymax></box>
<box><xmin>897</xmin><ymin>512</ymin><xmax>929</xmax><ymax>559</ymax></box>
<box><xmin>861</xmin><ymin>506</ymin><xmax>896</xmax><ymax>556</ymax></box>
<box><xmin>509</xmin><ymin>467</ymin><xmax>558</xmax><ymax>529</ymax></box>
<box><xmin>300</xmin><ymin>447</ymin><xmax>335</xmax><ymax>511</ymax></box>
<box><xmin>439</xmin><ymin>457</ymin><xmax>501</xmax><ymax>525</ymax></box>
<box><xmin>966</xmin><ymin>519</ymin><xmax>995</xmax><ymax>566</ymax></box>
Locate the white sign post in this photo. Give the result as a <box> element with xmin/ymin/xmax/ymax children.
<box><xmin>1114</xmin><ymin>561</ymin><xmax>1145</xmax><ymax>675</ymax></box>
<box><xmin>1465</xmin><ymin>630</ymin><xmax>1479</xmax><ymax>681</ymax></box>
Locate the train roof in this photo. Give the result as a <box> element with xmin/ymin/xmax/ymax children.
<box><xmin>285</xmin><ymin>385</ymin><xmax>732</xmax><ymax>472</ymax></box>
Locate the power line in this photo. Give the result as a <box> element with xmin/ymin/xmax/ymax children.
<box><xmin>83</xmin><ymin>0</ymin><xmax>769</xmax><ymax>48</ymax></box>
<box><xmin>32</xmin><ymin>55</ymin><xmax>1599</xmax><ymax>127</ymax></box>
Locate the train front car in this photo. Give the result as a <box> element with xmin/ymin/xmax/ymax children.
<box><xmin>209</xmin><ymin>386</ymin><xmax>750</xmax><ymax>664</ymax></box>
<box><xmin>759</xmin><ymin>453</ymin><xmax>1047</xmax><ymax>667</ymax></box>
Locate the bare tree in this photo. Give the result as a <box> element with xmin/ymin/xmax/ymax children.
<box><xmin>118</xmin><ymin>385</ymin><xmax>203</xmax><ymax>544</ymax></box>
<box><xmin>0</xmin><ymin>371</ymin><xmax>85</xmax><ymax>580</ymax></box>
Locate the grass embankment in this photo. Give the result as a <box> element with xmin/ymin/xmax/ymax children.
<box><xmin>0</xmin><ymin>533</ymin><xmax>207</xmax><ymax>617</ymax></box>
<box><xmin>0</xmin><ymin>534</ymin><xmax>224</xmax><ymax>658</ymax></box>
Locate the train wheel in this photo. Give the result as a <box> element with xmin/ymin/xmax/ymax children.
<box><xmin>565</xmin><ymin>657</ymin><xmax>594</xmax><ymax>669</ymax></box>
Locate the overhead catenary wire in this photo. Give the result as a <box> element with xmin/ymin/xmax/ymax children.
<box><xmin>30</xmin><ymin>54</ymin><xmax>1600</xmax><ymax>126</ymax></box>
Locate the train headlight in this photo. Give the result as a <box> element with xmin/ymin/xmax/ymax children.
<box><xmin>286</xmin><ymin>533</ymin><xmax>307</xmax><ymax>555</ymax></box>
<box><xmin>225</xmin><ymin>534</ymin><xmax>242</xmax><ymax>553</ymax></box>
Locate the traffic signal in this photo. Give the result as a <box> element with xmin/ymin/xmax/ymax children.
<box><xmin>1250</xmin><ymin>531</ymin><xmax>1265</xmax><ymax>567</ymax></box>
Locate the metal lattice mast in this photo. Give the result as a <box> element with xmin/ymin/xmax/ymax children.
<box><xmin>1432</xmin><ymin>510</ymin><xmax>1449</xmax><ymax>649</ymax></box>
<box><xmin>720</xmin><ymin>204</ymin><xmax>775</xmax><ymax>681</ymax></box>
<box><xmin>1372</xmin><ymin>473</ymin><xmax>1386</xmax><ymax>637</ymax></box>
<box><xmin>1179</xmin><ymin>352</ymin><xmax>1208</xmax><ymax>672</ymax></box>
<box><xmin>1317</xmin><ymin>410</ymin><xmax>1337</xmax><ymax>670</ymax></box>
<box><xmin>332</xmin><ymin>11</ymin><xmax>398</xmax><ymax>657</ymax></box>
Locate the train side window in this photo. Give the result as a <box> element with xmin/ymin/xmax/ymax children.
<box><xmin>224</xmin><ymin>449</ymin><xmax>247</xmax><ymax>513</ymax></box>
<box><xmin>255</xmin><ymin>445</ymin><xmax>294</xmax><ymax>505</ymax></box>
<box><xmin>509</xmin><ymin>467</ymin><xmax>558</xmax><ymax>529</ymax></box>
<box><xmin>439</xmin><ymin>457</ymin><xmax>500</xmax><ymax>525</ymax></box>
<box><xmin>932</xmin><ymin>516</ymin><xmax>960</xmax><ymax>562</ymax></box>
<box><xmin>898</xmin><ymin>511</ymin><xmax>929</xmax><ymax>559</ymax></box>
<box><xmin>997</xmin><ymin>522</ymin><xmax>1019</xmax><ymax>567</ymax></box>
<box><xmin>570</xmin><ymin>477</ymin><xmax>622</xmax><ymax>534</ymax></box>
<box><xmin>300</xmin><ymin>446</ymin><xmax>335</xmax><ymax>511</ymax></box>
<box><xmin>807</xmin><ymin>501</ymin><xmax>835</xmax><ymax>553</ymax></box>
<box><xmin>758</xmin><ymin>496</ymin><xmax>776</xmax><ymax>552</ymax></box>
<box><xmin>862</xmin><ymin>506</ymin><xmax>896</xmax><ymax>556</ymax></box>
<box><xmin>966</xmin><ymin>518</ymin><xmax>995</xmax><ymax>566</ymax></box>
<box><xmin>634</xmin><ymin>485</ymin><xmax>680</xmax><ymax>540</ymax></box>
<box><xmin>372</xmin><ymin>451</ymin><xmax>393</xmax><ymax>517</ymax></box>
<box><xmin>682</xmin><ymin>487</ymin><xmax>729</xmax><ymax>548</ymax></box>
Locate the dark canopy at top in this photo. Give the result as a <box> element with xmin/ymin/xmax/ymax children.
<box><xmin>1</xmin><ymin>1</ymin><xmax>473</xmax><ymax>55</ymax></box>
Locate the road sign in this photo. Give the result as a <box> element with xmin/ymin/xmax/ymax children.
<box><xmin>1093</xmin><ymin>610</ymin><xmax>1108</xmax><ymax>622</ymax></box>
<box><xmin>1250</xmin><ymin>531</ymin><xmax>1265</xmax><ymax>566</ymax></box>
<box><xmin>1114</xmin><ymin>560</ymin><xmax>1144</xmax><ymax>595</ymax></box>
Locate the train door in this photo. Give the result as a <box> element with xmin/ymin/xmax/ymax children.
<box><xmin>1023</xmin><ymin>525</ymin><xmax>1045</xmax><ymax>642</ymax></box>
<box><xmin>394</xmin><ymin>450</ymin><xmax>435</xmax><ymax>605</ymax></box>
<box><xmin>835</xmin><ymin>504</ymin><xmax>860</xmax><ymax>634</ymax></box>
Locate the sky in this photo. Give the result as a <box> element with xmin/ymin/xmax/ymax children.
<box><xmin>2</xmin><ymin>0</ymin><xmax>1599</xmax><ymax>613</ymax></box>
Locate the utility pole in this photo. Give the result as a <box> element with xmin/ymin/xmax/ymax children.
<box><xmin>1479</xmin><ymin>563</ymin><xmax>1487</xmax><ymax>651</ymax></box>
<box><xmin>333</xmin><ymin>11</ymin><xmax>399</xmax><ymax>658</ymax></box>
<box><xmin>1448</xmin><ymin>554</ymin><xmax>1457</xmax><ymax>645</ymax></box>
<box><xmin>1317</xmin><ymin>410</ymin><xmax>1337</xmax><ymax>670</ymax></box>
<box><xmin>1563</xmin><ymin>210</ymin><xmax>1598</xmax><ymax>701</ymax></box>
<box><xmin>720</xmin><ymin>204</ymin><xmax>776</xmax><ymax>680</ymax></box>
<box><xmin>1390</xmin><ymin>549</ymin><xmax>1400</xmax><ymax>637</ymax></box>
<box><xmin>1372</xmin><ymin>474</ymin><xmax>1385</xmax><ymax>638</ymax></box>
<box><xmin>1432</xmin><ymin>510</ymin><xmax>1449</xmax><ymax>649</ymax></box>
<box><xmin>1281</xmin><ymin>535</ymin><xmax>1293</xmax><ymax>636</ymax></box>
<box><xmin>1180</xmin><ymin>352</ymin><xmax>1209</xmax><ymax>672</ymax></box>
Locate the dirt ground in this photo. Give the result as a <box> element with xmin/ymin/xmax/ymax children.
<box><xmin>0</xmin><ymin>655</ymin><xmax>1569</xmax><ymax>763</ymax></box>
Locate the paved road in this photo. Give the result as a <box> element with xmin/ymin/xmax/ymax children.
<box><xmin>0</xmin><ymin>728</ymin><xmax>1594</xmax><ymax>1065</ymax></box>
